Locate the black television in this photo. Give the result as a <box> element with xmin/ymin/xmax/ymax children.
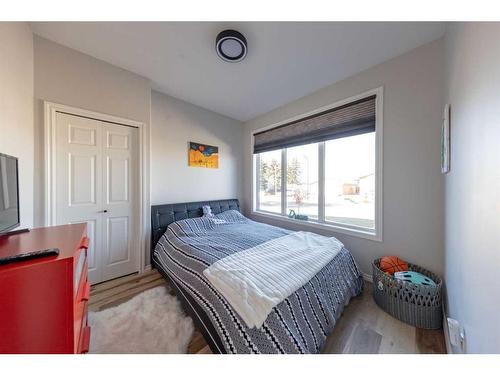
<box><xmin>0</xmin><ymin>153</ymin><xmax>20</xmax><ymax>233</ymax></box>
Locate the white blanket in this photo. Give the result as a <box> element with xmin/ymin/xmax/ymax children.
<box><xmin>203</xmin><ymin>231</ymin><xmax>343</xmax><ymax>329</ymax></box>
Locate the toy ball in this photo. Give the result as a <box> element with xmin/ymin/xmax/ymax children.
<box><xmin>379</xmin><ymin>256</ymin><xmax>409</xmax><ymax>275</ymax></box>
<box><xmin>394</xmin><ymin>271</ymin><xmax>436</xmax><ymax>286</ymax></box>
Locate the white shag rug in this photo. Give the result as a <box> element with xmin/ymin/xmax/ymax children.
<box><xmin>88</xmin><ymin>286</ymin><xmax>195</xmax><ymax>353</ymax></box>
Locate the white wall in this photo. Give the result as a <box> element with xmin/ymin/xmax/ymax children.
<box><xmin>151</xmin><ymin>91</ymin><xmax>242</xmax><ymax>205</ymax></box>
<box><xmin>0</xmin><ymin>23</ymin><xmax>34</xmax><ymax>228</ymax></box>
<box><xmin>444</xmin><ymin>23</ymin><xmax>500</xmax><ymax>353</ymax></box>
<box><xmin>33</xmin><ymin>36</ymin><xmax>152</xmax><ymax>227</ymax></box>
<box><xmin>242</xmin><ymin>39</ymin><xmax>445</xmax><ymax>276</ymax></box>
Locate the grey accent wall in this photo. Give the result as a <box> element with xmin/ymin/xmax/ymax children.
<box><xmin>444</xmin><ymin>23</ymin><xmax>500</xmax><ymax>353</ymax></box>
<box><xmin>0</xmin><ymin>23</ymin><xmax>34</xmax><ymax>229</ymax></box>
<box><xmin>151</xmin><ymin>91</ymin><xmax>243</xmax><ymax>205</ymax></box>
<box><xmin>242</xmin><ymin>39</ymin><xmax>445</xmax><ymax>277</ymax></box>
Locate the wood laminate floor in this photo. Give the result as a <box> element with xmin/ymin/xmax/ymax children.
<box><xmin>89</xmin><ymin>270</ymin><xmax>446</xmax><ymax>354</ymax></box>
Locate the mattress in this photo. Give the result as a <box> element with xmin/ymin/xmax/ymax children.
<box><xmin>153</xmin><ymin>210</ymin><xmax>363</xmax><ymax>354</ymax></box>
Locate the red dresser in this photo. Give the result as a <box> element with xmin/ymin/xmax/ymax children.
<box><xmin>0</xmin><ymin>224</ymin><xmax>91</xmax><ymax>354</ymax></box>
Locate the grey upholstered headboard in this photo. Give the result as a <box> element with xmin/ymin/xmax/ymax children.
<box><xmin>150</xmin><ymin>199</ymin><xmax>240</xmax><ymax>263</ymax></box>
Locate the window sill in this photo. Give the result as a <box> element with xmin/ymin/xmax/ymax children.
<box><xmin>251</xmin><ymin>210</ymin><xmax>382</xmax><ymax>242</ymax></box>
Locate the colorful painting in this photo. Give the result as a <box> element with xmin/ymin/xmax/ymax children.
<box><xmin>189</xmin><ymin>142</ymin><xmax>219</xmax><ymax>169</ymax></box>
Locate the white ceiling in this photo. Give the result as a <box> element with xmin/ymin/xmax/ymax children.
<box><xmin>30</xmin><ymin>22</ymin><xmax>445</xmax><ymax>121</ymax></box>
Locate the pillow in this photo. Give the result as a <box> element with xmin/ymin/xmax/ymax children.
<box><xmin>215</xmin><ymin>209</ymin><xmax>246</xmax><ymax>223</ymax></box>
<box><xmin>379</xmin><ymin>256</ymin><xmax>409</xmax><ymax>275</ymax></box>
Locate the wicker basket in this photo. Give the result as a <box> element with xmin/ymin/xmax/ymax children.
<box><xmin>372</xmin><ymin>258</ymin><xmax>443</xmax><ymax>329</ymax></box>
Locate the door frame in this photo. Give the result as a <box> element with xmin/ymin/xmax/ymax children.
<box><xmin>44</xmin><ymin>101</ymin><xmax>150</xmax><ymax>274</ymax></box>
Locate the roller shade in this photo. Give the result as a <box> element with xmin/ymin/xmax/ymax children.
<box><xmin>253</xmin><ymin>95</ymin><xmax>376</xmax><ymax>154</ymax></box>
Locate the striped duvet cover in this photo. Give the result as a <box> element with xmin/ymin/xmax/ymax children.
<box><xmin>153</xmin><ymin>210</ymin><xmax>363</xmax><ymax>354</ymax></box>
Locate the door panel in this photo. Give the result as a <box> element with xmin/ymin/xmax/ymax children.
<box><xmin>69</xmin><ymin>125</ymin><xmax>97</xmax><ymax>146</ymax></box>
<box><xmin>106</xmin><ymin>131</ymin><xmax>129</xmax><ymax>150</ymax></box>
<box><xmin>106</xmin><ymin>157</ymin><xmax>129</xmax><ymax>204</ymax></box>
<box><xmin>56</xmin><ymin>113</ymin><xmax>103</xmax><ymax>284</ymax></box>
<box><xmin>55</xmin><ymin>112</ymin><xmax>139</xmax><ymax>284</ymax></box>
<box><xmin>101</xmin><ymin>123</ymin><xmax>138</xmax><ymax>281</ymax></box>
<box><xmin>106</xmin><ymin>216</ymin><xmax>130</xmax><ymax>265</ymax></box>
<box><xmin>69</xmin><ymin>154</ymin><xmax>97</xmax><ymax>206</ymax></box>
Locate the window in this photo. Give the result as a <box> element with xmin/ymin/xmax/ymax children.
<box><xmin>257</xmin><ymin>149</ymin><xmax>282</xmax><ymax>214</ymax></box>
<box><xmin>324</xmin><ymin>132</ymin><xmax>375</xmax><ymax>229</ymax></box>
<box><xmin>286</xmin><ymin>143</ymin><xmax>319</xmax><ymax>220</ymax></box>
<box><xmin>253</xmin><ymin>90</ymin><xmax>381</xmax><ymax>239</ymax></box>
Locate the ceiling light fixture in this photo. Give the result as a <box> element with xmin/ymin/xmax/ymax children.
<box><xmin>216</xmin><ymin>30</ymin><xmax>247</xmax><ymax>63</ymax></box>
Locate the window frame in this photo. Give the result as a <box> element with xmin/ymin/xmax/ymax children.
<box><xmin>251</xmin><ymin>87</ymin><xmax>383</xmax><ymax>242</ymax></box>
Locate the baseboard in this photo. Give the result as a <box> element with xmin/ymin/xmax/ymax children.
<box><xmin>143</xmin><ymin>264</ymin><xmax>152</xmax><ymax>272</ymax></box>
<box><xmin>362</xmin><ymin>272</ymin><xmax>373</xmax><ymax>283</ymax></box>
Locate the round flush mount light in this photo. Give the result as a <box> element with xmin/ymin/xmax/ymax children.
<box><xmin>216</xmin><ymin>30</ymin><xmax>247</xmax><ymax>63</ymax></box>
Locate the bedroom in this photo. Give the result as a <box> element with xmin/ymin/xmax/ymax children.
<box><xmin>0</xmin><ymin>1</ymin><xmax>499</xmax><ymax>372</ymax></box>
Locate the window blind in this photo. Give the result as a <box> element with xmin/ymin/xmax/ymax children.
<box><xmin>253</xmin><ymin>95</ymin><xmax>376</xmax><ymax>154</ymax></box>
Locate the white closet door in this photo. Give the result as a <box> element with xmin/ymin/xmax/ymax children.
<box><xmin>55</xmin><ymin>112</ymin><xmax>139</xmax><ymax>284</ymax></box>
<box><xmin>101</xmin><ymin>122</ymin><xmax>139</xmax><ymax>281</ymax></box>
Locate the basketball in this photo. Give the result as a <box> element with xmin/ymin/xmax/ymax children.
<box><xmin>379</xmin><ymin>256</ymin><xmax>408</xmax><ymax>275</ymax></box>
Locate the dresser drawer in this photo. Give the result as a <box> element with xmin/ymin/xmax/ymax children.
<box><xmin>74</xmin><ymin>293</ymin><xmax>89</xmax><ymax>352</ymax></box>
<box><xmin>78</xmin><ymin>325</ymin><xmax>91</xmax><ymax>354</ymax></box>
<box><xmin>74</xmin><ymin>237</ymin><xmax>89</xmax><ymax>296</ymax></box>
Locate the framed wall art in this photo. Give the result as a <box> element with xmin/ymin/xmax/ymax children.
<box><xmin>188</xmin><ymin>142</ymin><xmax>219</xmax><ymax>169</ymax></box>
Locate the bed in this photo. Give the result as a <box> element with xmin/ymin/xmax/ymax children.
<box><xmin>151</xmin><ymin>199</ymin><xmax>363</xmax><ymax>354</ymax></box>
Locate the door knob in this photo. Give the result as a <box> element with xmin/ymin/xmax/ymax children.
<box><xmin>98</xmin><ymin>210</ymin><xmax>108</xmax><ymax>213</ymax></box>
